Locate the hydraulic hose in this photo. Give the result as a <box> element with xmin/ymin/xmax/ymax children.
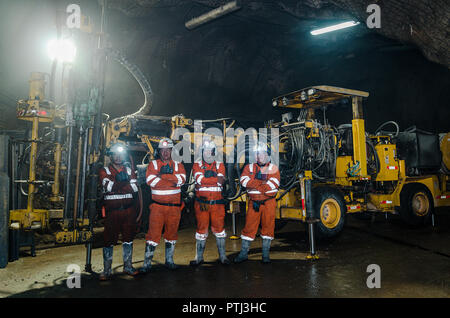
<box><xmin>276</xmin><ymin>180</ymin><xmax>299</xmax><ymax>201</ymax></box>
<box><xmin>375</xmin><ymin>121</ymin><xmax>399</xmax><ymax>137</ymax></box>
<box><xmin>366</xmin><ymin>138</ymin><xmax>380</xmax><ymax>177</ymax></box>
<box><xmin>109</xmin><ymin>49</ymin><xmax>153</xmax><ymax>117</ymax></box>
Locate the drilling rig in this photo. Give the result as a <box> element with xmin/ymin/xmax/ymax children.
<box><xmin>269</xmin><ymin>85</ymin><xmax>450</xmax><ymax>241</ymax></box>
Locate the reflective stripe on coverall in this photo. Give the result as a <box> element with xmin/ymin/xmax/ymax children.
<box><xmin>239</xmin><ymin>163</ymin><xmax>280</xmax><ymax>241</ymax></box>
<box><xmin>99</xmin><ymin>165</ymin><xmax>138</xmax><ymax>246</ymax></box>
<box><xmin>145</xmin><ymin>159</ymin><xmax>186</xmax><ymax>245</ymax></box>
<box><xmin>193</xmin><ymin>161</ymin><xmax>226</xmax><ymax>240</ymax></box>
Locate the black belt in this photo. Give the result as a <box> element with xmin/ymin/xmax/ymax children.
<box><xmin>250</xmin><ymin>198</ymin><xmax>273</xmax><ymax>212</ymax></box>
<box><xmin>196</xmin><ymin>198</ymin><xmax>227</xmax><ymax>205</ymax></box>
<box><xmin>107</xmin><ymin>203</ymin><xmax>134</xmax><ymax>211</ymax></box>
<box><xmin>251</xmin><ymin>198</ymin><xmax>272</xmax><ymax>205</ymax></box>
<box><xmin>153</xmin><ymin>201</ymin><xmax>181</xmax><ymax>207</ymax></box>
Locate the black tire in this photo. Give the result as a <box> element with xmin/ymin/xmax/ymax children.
<box><xmin>399</xmin><ymin>183</ymin><xmax>433</xmax><ymax>226</ymax></box>
<box><xmin>312</xmin><ymin>186</ymin><xmax>346</xmax><ymax>239</ymax></box>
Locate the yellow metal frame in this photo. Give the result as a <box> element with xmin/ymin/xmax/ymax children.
<box><xmin>272</xmin><ymin>85</ymin><xmax>369</xmax><ymax>109</ymax></box>
<box><xmin>351</xmin><ymin>119</ymin><xmax>367</xmax><ymax>177</ymax></box>
<box><xmin>55</xmin><ymin>228</ymin><xmax>92</xmax><ymax>244</ymax></box>
<box><xmin>50</xmin><ymin>141</ymin><xmax>63</xmax><ymax>202</ymax></box>
<box><xmin>10</xmin><ymin>73</ymin><xmax>53</xmax><ymax>230</ymax></box>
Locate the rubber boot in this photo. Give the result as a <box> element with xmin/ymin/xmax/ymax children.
<box><xmin>165</xmin><ymin>242</ymin><xmax>178</xmax><ymax>270</ymax></box>
<box><xmin>140</xmin><ymin>243</ymin><xmax>155</xmax><ymax>273</ymax></box>
<box><xmin>216</xmin><ymin>237</ymin><xmax>230</xmax><ymax>265</ymax></box>
<box><xmin>262</xmin><ymin>238</ymin><xmax>271</xmax><ymax>264</ymax></box>
<box><xmin>99</xmin><ymin>246</ymin><xmax>113</xmax><ymax>281</ymax></box>
<box><xmin>123</xmin><ymin>242</ymin><xmax>139</xmax><ymax>276</ymax></box>
<box><xmin>233</xmin><ymin>239</ymin><xmax>251</xmax><ymax>263</ymax></box>
<box><xmin>189</xmin><ymin>239</ymin><xmax>206</xmax><ymax>266</ymax></box>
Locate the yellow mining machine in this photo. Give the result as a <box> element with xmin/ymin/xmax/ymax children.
<box><xmin>269</xmin><ymin>85</ymin><xmax>450</xmax><ymax>244</ymax></box>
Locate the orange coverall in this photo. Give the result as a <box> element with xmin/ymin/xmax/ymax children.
<box><xmin>145</xmin><ymin>159</ymin><xmax>186</xmax><ymax>246</ymax></box>
<box><xmin>239</xmin><ymin>162</ymin><xmax>280</xmax><ymax>241</ymax></box>
<box><xmin>192</xmin><ymin>160</ymin><xmax>226</xmax><ymax>240</ymax></box>
<box><xmin>99</xmin><ymin>164</ymin><xmax>139</xmax><ymax>246</ymax></box>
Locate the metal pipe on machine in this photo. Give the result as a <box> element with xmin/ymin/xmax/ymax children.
<box><xmin>85</xmin><ymin>0</ymin><xmax>108</xmax><ymax>272</ymax></box>
<box><xmin>78</xmin><ymin>126</ymin><xmax>90</xmax><ymax>220</ymax></box>
<box><xmin>185</xmin><ymin>1</ymin><xmax>241</xmax><ymax>30</ymax></box>
<box><xmin>63</xmin><ymin>109</ymin><xmax>75</xmax><ymax>220</ymax></box>
<box><xmin>305</xmin><ymin>178</ymin><xmax>316</xmax><ymax>256</ymax></box>
<box><xmin>303</xmin><ymin>170</ymin><xmax>319</xmax><ymax>260</ymax></box>
<box><xmin>0</xmin><ymin>135</ymin><xmax>10</xmax><ymax>268</ymax></box>
<box><xmin>51</xmin><ymin>126</ymin><xmax>63</xmax><ymax>202</ymax></box>
<box><xmin>72</xmin><ymin>130</ymin><xmax>83</xmax><ymax>229</ymax></box>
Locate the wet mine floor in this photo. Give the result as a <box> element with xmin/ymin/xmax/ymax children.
<box><xmin>1</xmin><ymin>210</ymin><xmax>450</xmax><ymax>298</ymax></box>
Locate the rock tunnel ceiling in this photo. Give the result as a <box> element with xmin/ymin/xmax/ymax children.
<box><xmin>103</xmin><ymin>0</ymin><xmax>450</xmax><ymax>132</ymax></box>
<box><xmin>108</xmin><ymin>0</ymin><xmax>449</xmax><ymax>69</ymax></box>
<box><xmin>0</xmin><ymin>0</ymin><xmax>449</xmax><ymax>132</ymax></box>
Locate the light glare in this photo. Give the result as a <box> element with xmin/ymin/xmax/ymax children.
<box><xmin>47</xmin><ymin>39</ymin><xmax>77</xmax><ymax>63</ymax></box>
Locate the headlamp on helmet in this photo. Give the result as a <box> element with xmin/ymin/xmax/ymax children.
<box><xmin>158</xmin><ymin>138</ymin><xmax>174</xmax><ymax>149</ymax></box>
<box><xmin>109</xmin><ymin>143</ymin><xmax>127</xmax><ymax>156</ymax></box>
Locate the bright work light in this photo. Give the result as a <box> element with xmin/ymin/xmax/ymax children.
<box><xmin>47</xmin><ymin>39</ymin><xmax>77</xmax><ymax>63</ymax></box>
<box><xmin>311</xmin><ymin>21</ymin><xmax>360</xmax><ymax>36</ymax></box>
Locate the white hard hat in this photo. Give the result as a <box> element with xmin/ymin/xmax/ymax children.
<box><xmin>202</xmin><ymin>139</ymin><xmax>216</xmax><ymax>152</ymax></box>
<box><xmin>158</xmin><ymin>137</ymin><xmax>174</xmax><ymax>149</ymax></box>
<box><xmin>254</xmin><ymin>141</ymin><xmax>268</xmax><ymax>153</ymax></box>
<box><xmin>109</xmin><ymin>143</ymin><xmax>127</xmax><ymax>155</ymax></box>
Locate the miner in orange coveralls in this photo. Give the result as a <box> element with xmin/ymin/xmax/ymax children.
<box><xmin>98</xmin><ymin>143</ymin><xmax>140</xmax><ymax>280</ymax></box>
<box><xmin>140</xmin><ymin>138</ymin><xmax>186</xmax><ymax>271</ymax></box>
<box><xmin>234</xmin><ymin>142</ymin><xmax>280</xmax><ymax>264</ymax></box>
<box><xmin>190</xmin><ymin>139</ymin><xmax>230</xmax><ymax>266</ymax></box>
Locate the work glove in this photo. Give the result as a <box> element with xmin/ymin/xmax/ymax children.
<box><xmin>115</xmin><ymin>171</ymin><xmax>130</xmax><ymax>182</ymax></box>
<box><xmin>204</xmin><ymin>170</ymin><xmax>217</xmax><ymax>178</ymax></box>
<box><xmin>217</xmin><ymin>176</ymin><xmax>225</xmax><ymax>185</ymax></box>
<box><xmin>160</xmin><ymin>164</ymin><xmax>173</xmax><ymax>174</ymax></box>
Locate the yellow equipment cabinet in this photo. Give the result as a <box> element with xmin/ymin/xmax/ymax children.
<box><xmin>374</xmin><ymin>143</ymin><xmax>399</xmax><ymax>182</ymax></box>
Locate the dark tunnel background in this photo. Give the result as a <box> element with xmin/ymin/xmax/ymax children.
<box><xmin>0</xmin><ymin>0</ymin><xmax>449</xmax><ymax>133</ymax></box>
